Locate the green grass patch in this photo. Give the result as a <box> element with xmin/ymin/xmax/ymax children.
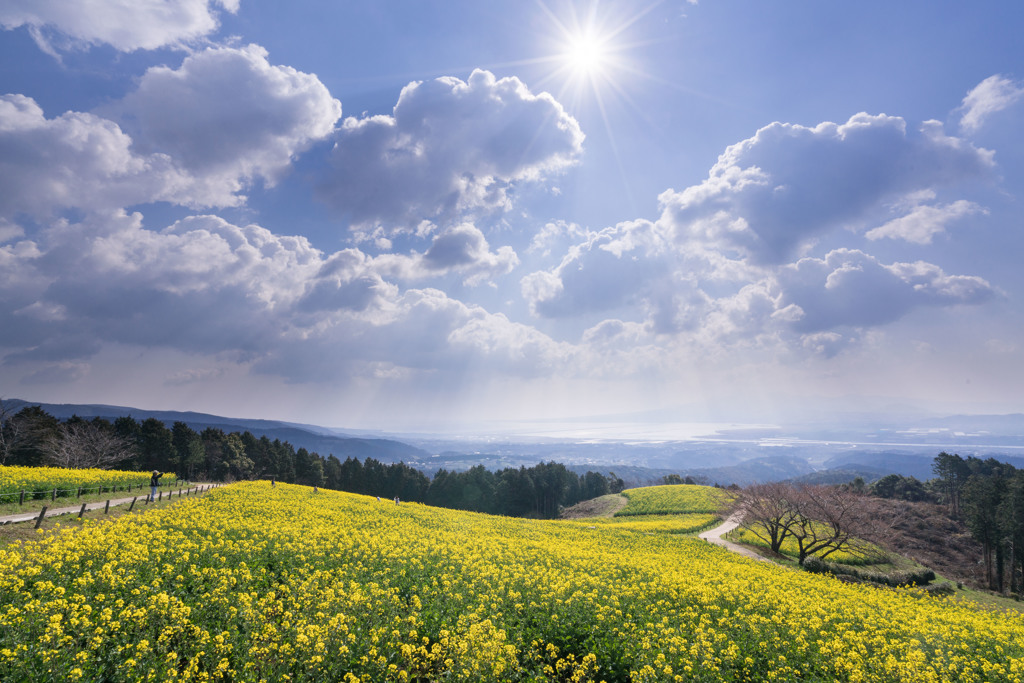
<box><xmin>616</xmin><ymin>484</ymin><xmax>732</xmax><ymax>516</ymax></box>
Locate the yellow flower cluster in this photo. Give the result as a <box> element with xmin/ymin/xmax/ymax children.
<box><xmin>1</xmin><ymin>481</ymin><xmax>1022</xmax><ymax>682</ymax></box>
<box><xmin>617</xmin><ymin>484</ymin><xmax>733</xmax><ymax>517</ymax></box>
<box><xmin>0</xmin><ymin>465</ymin><xmax>154</xmax><ymax>499</ymax></box>
<box><xmin>562</xmin><ymin>513</ymin><xmax>722</xmax><ymax>535</ymax></box>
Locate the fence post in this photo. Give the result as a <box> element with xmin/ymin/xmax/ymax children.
<box><xmin>77</xmin><ymin>487</ymin><xmax>82</xmax><ymax>498</ymax></box>
<box><xmin>128</xmin><ymin>496</ymin><xmax>137</xmax><ymax>512</ymax></box>
<box><xmin>51</xmin><ymin>488</ymin><xmax>56</xmax><ymax>501</ymax></box>
<box><xmin>78</xmin><ymin>503</ymin><xmax>87</xmax><ymax>519</ymax></box>
<box><xmin>104</xmin><ymin>499</ymin><xmax>110</xmax><ymax>514</ymax></box>
<box><xmin>19</xmin><ymin>490</ymin><xmax>24</xmax><ymax>506</ymax></box>
<box><xmin>35</xmin><ymin>507</ymin><xmax>47</xmax><ymax>529</ymax></box>
<box><xmin>158</xmin><ymin>491</ymin><xmax>162</xmax><ymax>502</ymax></box>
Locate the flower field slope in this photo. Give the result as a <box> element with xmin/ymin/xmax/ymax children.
<box><xmin>2</xmin><ymin>481</ymin><xmax>1023</xmax><ymax>682</ymax></box>
<box><xmin>561</xmin><ymin>513</ymin><xmax>722</xmax><ymax>535</ymax></box>
<box><xmin>0</xmin><ymin>465</ymin><xmax>153</xmax><ymax>501</ymax></box>
<box><xmin>617</xmin><ymin>484</ymin><xmax>732</xmax><ymax>517</ymax></box>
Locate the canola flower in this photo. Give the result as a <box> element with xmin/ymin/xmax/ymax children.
<box><xmin>0</xmin><ymin>481</ymin><xmax>1022</xmax><ymax>682</ymax></box>
<box><xmin>0</xmin><ymin>466</ymin><xmax>154</xmax><ymax>500</ymax></box>
<box><xmin>617</xmin><ymin>484</ymin><xmax>733</xmax><ymax>517</ymax></box>
<box><xmin>562</xmin><ymin>513</ymin><xmax>722</xmax><ymax>535</ymax></box>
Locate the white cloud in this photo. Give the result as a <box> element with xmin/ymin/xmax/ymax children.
<box><xmin>0</xmin><ymin>94</ymin><xmax>197</xmax><ymax>217</ymax></box>
<box><xmin>517</xmin><ymin>109</ymin><xmax>1003</xmax><ymax>367</ymax></box>
<box><xmin>0</xmin><ymin>46</ymin><xmax>339</xmax><ymax>216</ymax></box>
<box><xmin>776</xmin><ymin>249</ymin><xmax>998</xmax><ymax>335</ymax></box>
<box><xmin>0</xmin><ymin>0</ymin><xmax>238</xmax><ymax>52</ymax></box>
<box><xmin>959</xmin><ymin>75</ymin><xmax>1024</xmax><ymax>134</ymax></box>
<box><xmin>114</xmin><ymin>44</ymin><xmax>341</xmax><ymax>201</ymax></box>
<box><xmin>381</xmin><ymin>223</ymin><xmax>519</xmax><ymax>286</ymax></box>
<box><xmin>318</xmin><ymin>69</ymin><xmax>584</xmax><ymax>230</ymax></box>
<box><xmin>866</xmin><ymin>198</ymin><xmax>986</xmax><ymax>244</ymax></box>
<box><xmin>0</xmin><ymin>219</ymin><xmax>23</xmax><ymax>244</ymax></box>
<box><xmin>526</xmin><ymin>220</ymin><xmax>586</xmax><ymax>257</ymax></box>
<box><xmin>0</xmin><ymin>212</ymin><xmax>564</xmax><ymax>387</ymax></box>
<box><xmin>522</xmin><ymin>219</ymin><xmax>671</xmax><ymax>318</ymax></box>
<box><xmin>660</xmin><ymin>113</ymin><xmax>995</xmax><ymax>264</ymax></box>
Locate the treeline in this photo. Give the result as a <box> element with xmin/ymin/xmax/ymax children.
<box><xmin>0</xmin><ymin>402</ymin><xmax>623</xmax><ymax>518</ymax></box>
<box><xmin>331</xmin><ymin>459</ymin><xmax>623</xmax><ymax>517</ymax></box>
<box><xmin>0</xmin><ymin>404</ymin><xmax>331</xmax><ymax>485</ymax></box>
<box><xmin>928</xmin><ymin>451</ymin><xmax>1024</xmax><ymax>594</ymax></box>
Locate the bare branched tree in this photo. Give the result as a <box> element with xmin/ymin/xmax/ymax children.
<box><xmin>40</xmin><ymin>420</ymin><xmax>136</xmax><ymax>469</ymax></box>
<box><xmin>735</xmin><ymin>481</ymin><xmax>879</xmax><ymax>564</ymax></box>
<box><xmin>788</xmin><ymin>484</ymin><xmax>876</xmax><ymax>564</ymax></box>
<box><xmin>732</xmin><ymin>482</ymin><xmax>801</xmax><ymax>554</ymax></box>
<box><xmin>0</xmin><ymin>398</ymin><xmax>21</xmax><ymax>466</ymax></box>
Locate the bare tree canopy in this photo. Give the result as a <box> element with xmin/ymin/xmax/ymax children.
<box><xmin>734</xmin><ymin>482</ymin><xmax>876</xmax><ymax>564</ymax></box>
<box><xmin>40</xmin><ymin>420</ymin><xmax>136</xmax><ymax>469</ymax></box>
<box><xmin>732</xmin><ymin>482</ymin><xmax>801</xmax><ymax>554</ymax></box>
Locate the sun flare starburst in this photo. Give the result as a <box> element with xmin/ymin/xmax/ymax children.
<box><xmin>563</xmin><ymin>32</ymin><xmax>610</xmax><ymax>78</ymax></box>
<box><xmin>531</xmin><ymin>0</ymin><xmax>660</xmax><ymax>110</ymax></box>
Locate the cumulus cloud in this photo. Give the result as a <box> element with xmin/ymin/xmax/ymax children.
<box><xmin>318</xmin><ymin>69</ymin><xmax>584</xmax><ymax>230</ymax></box>
<box><xmin>959</xmin><ymin>75</ymin><xmax>1024</xmax><ymax>133</ymax></box>
<box><xmin>0</xmin><ymin>46</ymin><xmax>339</xmax><ymax>216</ymax></box>
<box><xmin>526</xmin><ymin>220</ymin><xmax>586</xmax><ymax>257</ymax></box>
<box><xmin>0</xmin><ymin>211</ymin><xmax>564</xmax><ymax>386</ymax></box>
<box><xmin>114</xmin><ymin>45</ymin><xmax>340</xmax><ymax>199</ymax></box>
<box><xmin>413</xmin><ymin>224</ymin><xmax>520</xmax><ymax>285</ymax></box>
<box><xmin>660</xmin><ymin>113</ymin><xmax>995</xmax><ymax>264</ymax></box>
<box><xmin>775</xmin><ymin>249</ymin><xmax>997</xmax><ymax>335</ymax></box>
<box><xmin>300</xmin><ymin>224</ymin><xmax>518</xmax><ymax>290</ymax></box>
<box><xmin>522</xmin><ymin>108</ymin><xmax>1001</xmax><ymax>359</ymax></box>
<box><xmin>0</xmin><ymin>94</ymin><xmax>195</xmax><ymax>217</ymax></box>
<box><xmin>0</xmin><ymin>0</ymin><xmax>238</xmax><ymax>52</ymax></box>
<box><xmin>522</xmin><ymin>219</ymin><xmax>671</xmax><ymax>318</ymax></box>
<box><xmin>866</xmin><ymin>197</ymin><xmax>986</xmax><ymax>244</ymax></box>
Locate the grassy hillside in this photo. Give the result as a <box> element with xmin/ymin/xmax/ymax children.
<box><xmin>2</xmin><ymin>482</ymin><xmax>1023</xmax><ymax>681</ymax></box>
<box><xmin>617</xmin><ymin>483</ymin><xmax>733</xmax><ymax>516</ymax></box>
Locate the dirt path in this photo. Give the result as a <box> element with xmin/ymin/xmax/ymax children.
<box><xmin>0</xmin><ymin>484</ymin><xmax>221</xmax><ymax>525</ymax></box>
<box><xmin>699</xmin><ymin>513</ymin><xmax>772</xmax><ymax>562</ymax></box>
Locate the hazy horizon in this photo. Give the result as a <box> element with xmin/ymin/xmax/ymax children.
<box><xmin>1</xmin><ymin>2</ymin><xmax>1022</xmax><ymax>433</ymax></box>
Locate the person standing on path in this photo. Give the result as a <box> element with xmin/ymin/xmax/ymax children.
<box><xmin>149</xmin><ymin>470</ymin><xmax>163</xmax><ymax>502</ymax></box>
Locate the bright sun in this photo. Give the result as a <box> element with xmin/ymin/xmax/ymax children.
<box><xmin>564</xmin><ymin>33</ymin><xmax>608</xmax><ymax>77</ymax></box>
<box><xmin>531</xmin><ymin>0</ymin><xmax>657</xmax><ymax>109</ymax></box>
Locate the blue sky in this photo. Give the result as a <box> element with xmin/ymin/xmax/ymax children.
<box><xmin>1</xmin><ymin>1</ymin><xmax>1023</xmax><ymax>433</ymax></box>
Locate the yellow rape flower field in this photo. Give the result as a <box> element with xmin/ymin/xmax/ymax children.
<box><xmin>617</xmin><ymin>484</ymin><xmax>733</xmax><ymax>517</ymax></box>
<box><xmin>0</xmin><ymin>466</ymin><xmax>154</xmax><ymax>500</ymax></box>
<box><xmin>2</xmin><ymin>482</ymin><xmax>1023</xmax><ymax>682</ymax></box>
<box><xmin>560</xmin><ymin>513</ymin><xmax>722</xmax><ymax>536</ymax></box>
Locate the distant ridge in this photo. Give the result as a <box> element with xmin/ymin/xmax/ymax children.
<box><xmin>4</xmin><ymin>399</ymin><xmax>428</xmax><ymax>463</ymax></box>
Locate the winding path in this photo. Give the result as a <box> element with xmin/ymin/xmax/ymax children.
<box><xmin>0</xmin><ymin>484</ymin><xmax>220</xmax><ymax>525</ymax></box>
<box><xmin>699</xmin><ymin>513</ymin><xmax>772</xmax><ymax>562</ymax></box>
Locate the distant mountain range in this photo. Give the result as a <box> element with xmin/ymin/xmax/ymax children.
<box><xmin>3</xmin><ymin>399</ymin><xmax>428</xmax><ymax>464</ymax></box>
<box><xmin>7</xmin><ymin>398</ymin><xmax>1024</xmax><ymax>486</ymax></box>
